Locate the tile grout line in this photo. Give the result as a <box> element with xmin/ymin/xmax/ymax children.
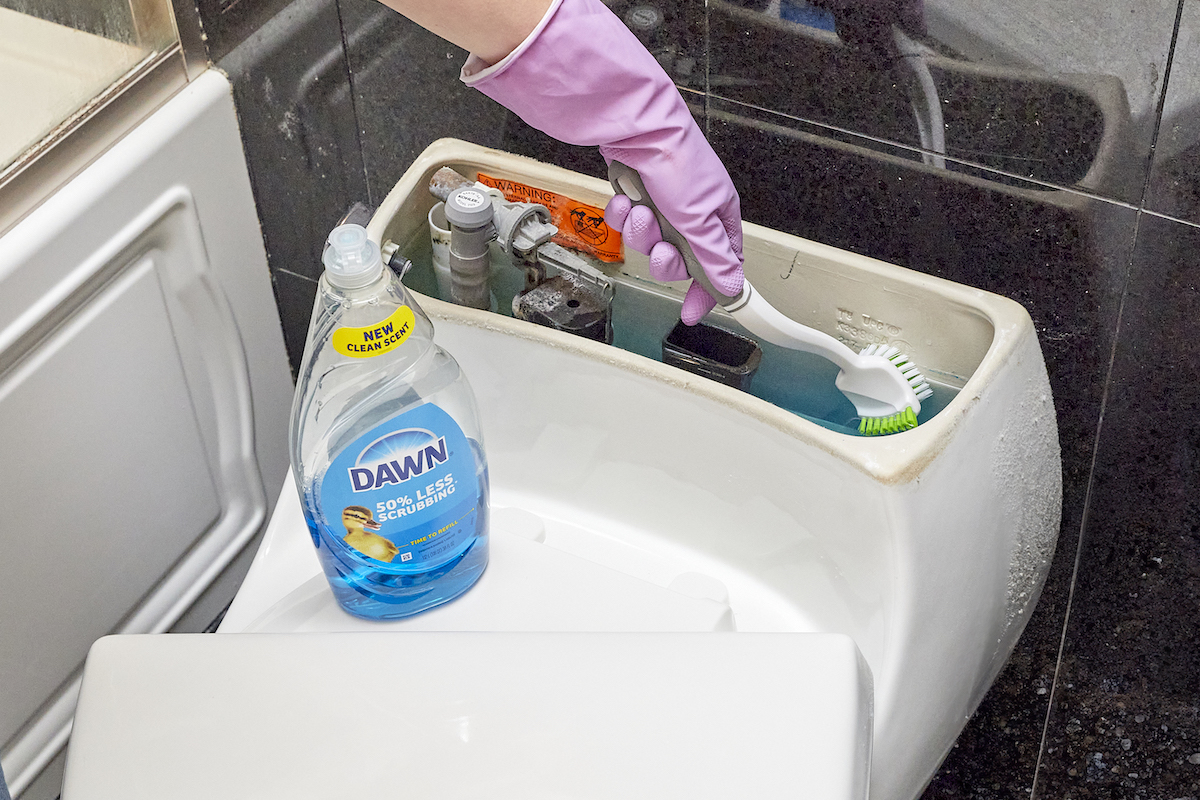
<box><xmin>333</xmin><ymin>0</ymin><xmax>374</xmax><ymax>210</ymax></box>
<box><xmin>703</xmin><ymin>0</ymin><xmax>711</xmax><ymax>140</ymax></box>
<box><xmin>1029</xmin><ymin>5</ymin><xmax>1183</xmax><ymax>792</ymax></box>
<box><xmin>1028</xmin><ymin>211</ymin><xmax>1140</xmax><ymax>799</ymax></box>
<box><xmin>273</xmin><ymin>267</ymin><xmax>319</xmax><ymax>284</ymax></box>
<box><xmin>709</xmin><ymin>93</ymin><xmax>1145</xmax><ymax>210</ymax></box>
<box><xmin>1135</xmin><ymin>0</ymin><xmax>1187</xmax><ymax>212</ymax></box>
<box><xmin>705</xmin><ymin>81</ymin><xmax>1200</xmax><ymax>232</ymax></box>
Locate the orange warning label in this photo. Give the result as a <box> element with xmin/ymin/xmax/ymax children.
<box><xmin>476</xmin><ymin>173</ymin><xmax>622</xmax><ymax>263</ymax></box>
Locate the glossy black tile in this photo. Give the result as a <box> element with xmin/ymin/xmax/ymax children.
<box><xmin>220</xmin><ymin>0</ymin><xmax>369</xmax><ymax>282</ymax></box>
<box><xmin>271</xmin><ymin>269</ymin><xmax>319</xmax><ymax>377</ymax></box>
<box><xmin>707</xmin><ymin>96</ymin><xmax>1138</xmax><ymax>797</ymax></box>
<box><xmin>603</xmin><ymin>0</ymin><xmax>707</xmax><ymax>93</ymax></box>
<box><xmin>495</xmin><ymin>87</ymin><xmax>705</xmax><ymax>183</ymax></box>
<box><xmin>339</xmin><ymin>0</ymin><xmax>705</xmax><ymax>204</ymax></box>
<box><xmin>195</xmin><ymin>0</ymin><xmax>295</xmax><ymax>62</ymax></box>
<box><xmin>1034</xmin><ymin>212</ymin><xmax>1200</xmax><ymax>799</ymax></box>
<box><xmin>1146</xmin><ymin>0</ymin><xmax>1200</xmax><ymax>225</ymax></box>
<box><xmin>708</xmin><ymin>0</ymin><xmax>1176</xmax><ymax>205</ymax></box>
<box><xmin>337</xmin><ymin>0</ymin><xmax>509</xmax><ymax>206</ymax></box>
<box><xmin>708</xmin><ymin>0</ymin><xmax>915</xmax><ymax>144</ymax></box>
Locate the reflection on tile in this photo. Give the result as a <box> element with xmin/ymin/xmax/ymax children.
<box><xmin>709</xmin><ymin>0</ymin><xmax>1168</xmax><ymax>204</ymax></box>
<box><xmin>707</xmin><ymin>95</ymin><xmax>1139</xmax><ymax>796</ymax></box>
<box><xmin>1035</xmin><ymin>212</ymin><xmax>1200</xmax><ymax>799</ymax></box>
<box><xmin>220</xmin><ymin>0</ymin><xmax>369</xmax><ymax>283</ymax></box>
<box><xmin>1147</xmin><ymin>0</ymin><xmax>1200</xmax><ymax>225</ymax></box>
<box><xmin>272</xmin><ymin>269</ymin><xmax>319</xmax><ymax>377</ymax></box>
<box><xmin>923</xmin><ymin>0</ymin><xmax>1175</xmax><ymax>129</ymax></box>
<box><xmin>496</xmin><ymin>90</ymin><xmax>705</xmax><ymax>183</ymax></box>
<box><xmin>338</xmin><ymin>0</ymin><xmax>705</xmax><ymax>205</ymax></box>
<box><xmin>196</xmin><ymin>0</ymin><xmax>295</xmax><ymax>63</ymax></box>
<box><xmin>603</xmin><ymin>0</ymin><xmax>707</xmax><ymax>92</ymax></box>
<box><xmin>337</xmin><ymin>0</ymin><xmax>508</xmax><ymax>206</ymax></box>
<box><xmin>708</xmin><ymin>0</ymin><xmax>917</xmax><ymax>144</ymax></box>
<box><xmin>931</xmin><ymin>65</ymin><xmax>1135</xmax><ymax>197</ymax></box>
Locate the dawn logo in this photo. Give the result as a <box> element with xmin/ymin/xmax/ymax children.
<box><xmin>348</xmin><ymin>428</ymin><xmax>448</xmax><ymax>492</ymax></box>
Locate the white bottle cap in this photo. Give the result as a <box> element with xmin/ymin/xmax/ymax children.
<box><xmin>323</xmin><ymin>224</ymin><xmax>383</xmax><ymax>289</ymax></box>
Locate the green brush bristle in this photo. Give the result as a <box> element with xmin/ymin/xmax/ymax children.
<box><xmin>859</xmin><ymin>406</ymin><xmax>919</xmax><ymax>436</ymax></box>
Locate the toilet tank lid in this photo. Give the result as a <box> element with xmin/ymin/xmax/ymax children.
<box><xmin>64</xmin><ymin>632</ymin><xmax>873</xmax><ymax>800</ymax></box>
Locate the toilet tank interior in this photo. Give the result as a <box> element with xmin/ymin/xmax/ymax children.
<box><xmin>374</xmin><ymin>142</ymin><xmax>997</xmax><ymax>433</ymax></box>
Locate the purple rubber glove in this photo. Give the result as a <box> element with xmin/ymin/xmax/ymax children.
<box><xmin>461</xmin><ymin>0</ymin><xmax>743</xmax><ymax>325</ymax></box>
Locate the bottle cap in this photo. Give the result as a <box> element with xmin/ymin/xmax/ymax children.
<box><xmin>323</xmin><ymin>224</ymin><xmax>383</xmax><ymax>289</ymax></box>
<box><xmin>444</xmin><ymin>187</ymin><xmax>495</xmax><ymax>229</ymax></box>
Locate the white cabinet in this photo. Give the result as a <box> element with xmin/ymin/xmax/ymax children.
<box><xmin>0</xmin><ymin>71</ymin><xmax>294</xmax><ymax>795</ymax></box>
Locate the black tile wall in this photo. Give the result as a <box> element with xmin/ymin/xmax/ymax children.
<box><xmin>604</xmin><ymin>0</ymin><xmax>707</xmax><ymax>91</ymax></box>
<box><xmin>271</xmin><ymin>269</ymin><xmax>320</xmax><ymax>369</ymax></box>
<box><xmin>218</xmin><ymin>0</ymin><xmax>1200</xmax><ymax>796</ymax></box>
<box><xmin>707</xmin><ymin>0</ymin><xmax>1177</xmax><ymax>206</ymax></box>
<box><xmin>216</xmin><ymin>0</ymin><xmax>369</xmax><ymax>369</ymax></box>
<box><xmin>707</xmin><ymin>1</ymin><xmax>924</xmax><ymax>146</ymax></box>
<box><xmin>195</xmin><ymin>0</ymin><xmax>296</xmax><ymax>62</ymax></box>
<box><xmin>1146</xmin><ymin>1</ymin><xmax>1200</xmax><ymax>225</ymax></box>
<box><xmin>1033</xmin><ymin>211</ymin><xmax>1200</xmax><ymax>799</ymax></box>
<box><xmin>707</xmin><ymin>96</ymin><xmax>1137</xmax><ymax>798</ymax></box>
<box><xmin>337</xmin><ymin>0</ymin><xmax>509</xmax><ymax>205</ymax></box>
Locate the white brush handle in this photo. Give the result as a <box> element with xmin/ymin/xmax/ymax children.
<box><xmin>608</xmin><ymin>160</ymin><xmax>924</xmax><ymax>421</ymax></box>
<box><xmin>608</xmin><ymin>161</ymin><xmax>861</xmax><ymax>370</ymax></box>
<box><xmin>724</xmin><ymin>284</ymin><xmax>861</xmax><ymax>372</ymax></box>
<box><xmin>727</xmin><ymin>285</ymin><xmax>922</xmax><ymax>419</ymax></box>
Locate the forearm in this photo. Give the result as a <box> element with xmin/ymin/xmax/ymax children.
<box><xmin>376</xmin><ymin>0</ymin><xmax>552</xmax><ymax>64</ymax></box>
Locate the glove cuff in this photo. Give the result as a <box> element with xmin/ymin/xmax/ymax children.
<box><xmin>460</xmin><ymin>0</ymin><xmax>564</xmax><ymax>86</ymax></box>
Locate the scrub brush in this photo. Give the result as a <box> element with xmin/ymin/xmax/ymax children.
<box><xmin>608</xmin><ymin>161</ymin><xmax>933</xmax><ymax>435</ymax></box>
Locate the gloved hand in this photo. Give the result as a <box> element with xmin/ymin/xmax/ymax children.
<box><xmin>461</xmin><ymin>0</ymin><xmax>743</xmax><ymax>325</ymax></box>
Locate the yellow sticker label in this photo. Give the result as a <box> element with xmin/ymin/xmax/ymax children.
<box><xmin>332</xmin><ymin>306</ymin><xmax>416</xmax><ymax>358</ymax></box>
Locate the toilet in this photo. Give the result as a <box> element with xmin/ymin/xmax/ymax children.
<box><xmin>61</xmin><ymin>140</ymin><xmax>1061</xmax><ymax>800</ymax></box>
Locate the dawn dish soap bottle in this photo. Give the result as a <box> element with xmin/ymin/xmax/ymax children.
<box><xmin>289</xmin><ymin>223</ymin><xmax>489</xmax><ymax>620</ymax></box>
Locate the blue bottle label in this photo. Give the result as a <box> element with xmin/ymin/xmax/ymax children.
<box><xmin>316</xmin><ymin>403</ymin><xmax>479</xmax><ymax>572</ymax></box>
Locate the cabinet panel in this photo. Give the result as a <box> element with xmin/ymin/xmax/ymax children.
<box><xmin>0</xmin><ymin>72</ymin><xmax>294</xmax><ymax>795</ymax></box>
<box><xmin>0</xmin><ymin>256</ymin><xmax>220</xmax><ymax>740</ymax></box>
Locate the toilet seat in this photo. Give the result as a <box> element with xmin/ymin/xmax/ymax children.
<box><xmin>64</xmin><ymin>631</ymin><xmax>871</xmax><ymax>799</ymax></box>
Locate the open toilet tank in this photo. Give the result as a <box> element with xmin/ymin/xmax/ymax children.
<box><xmin>71</xmin><ymin>139</ymin><xmax>1062</xmax><ymax>800</ymax></box>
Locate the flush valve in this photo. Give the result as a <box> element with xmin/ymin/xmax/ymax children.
<box><xmin>428</xmin><ymin>167</ymin><xmax>615</xmax><ymax>343</ymax></box>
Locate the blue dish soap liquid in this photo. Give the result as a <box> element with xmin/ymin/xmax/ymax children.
<box><xmin>289</xmin><ymin>224</ymin><xmax>489</xmax><ymax>620</ymax></box>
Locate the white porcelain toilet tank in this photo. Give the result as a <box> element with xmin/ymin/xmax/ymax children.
<box><xmin>62</xmin><ymin>139</ymin><xmax>1062</xmax><ymax>800</ymax></box>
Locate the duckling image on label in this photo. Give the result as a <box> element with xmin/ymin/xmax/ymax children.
<box><xmin>314</xmin><ymin>403</ymin><xmax>483</xmax><ymax>575</ymax></box>
<box><xmin>339</xmin><ymin>506</ymin><xmax>399</xmax><ymax>562</ymax></box>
